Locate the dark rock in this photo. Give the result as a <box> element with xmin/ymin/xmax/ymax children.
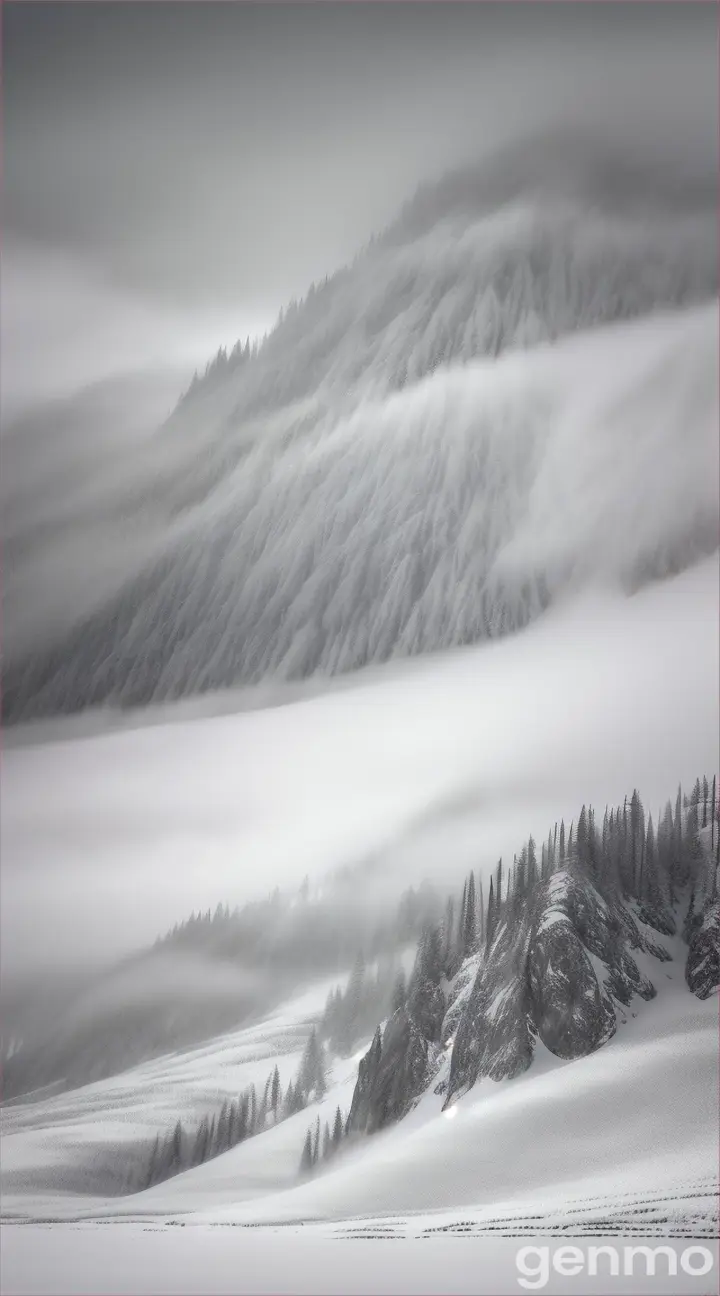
<box><xmin>528</xmin><ymin>915</ymin><xmax>615</xmax><ymax>1058</ymax></box>
<box><xmin>445</xmin><ymin>924</ymin><xmax>534</xmax><ymax>1103</ymax></box>
<box><xmin>347</xmin><ymin>1010</ymin><xmax>432</xmax><ymax>1135</ymax></box>
<box><xmin>686</xmin><ymin>901</ymin><xmax>720</xmax><ymax>1000</ymax></box>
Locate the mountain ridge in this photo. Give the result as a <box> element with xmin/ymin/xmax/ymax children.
<box><xmin>3</xmin><ymin>138</ymin><xmax>718</xmax><ymax>721</ymax></box>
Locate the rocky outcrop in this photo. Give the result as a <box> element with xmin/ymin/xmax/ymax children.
<box><xmin>445</xmin><ymin>925</ymin><xmax>534</xmax><ymax>1102</ymax></box>
<box><xmin>529</xmin><ymin>916</ymin><xmax>616</xmax><ymax>1057</ymax></box>
<box><xmin>347</xmin><ymin>1010</ymin><xmax>437</xmax><ymax>1136</ymax></box>
<box><xmin>444</xmin><ymin>870</ymin><xmax>665</xmax><ymax>1106</ymax></box>
<box><xmin>347</xmin><ymin>934</ymin><xmax>448</xmax><ymax>1136</ymax></box>
<box><xmin>685</xmin><ymin>901</ymin><xmax>720</xmax><ymax>1000</ymax></box>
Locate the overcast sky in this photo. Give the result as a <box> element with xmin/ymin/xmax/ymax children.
<box><xmin>2</xmin><ymin>2</ymin><xmax>717</xmax><ymax>416</ymax></box>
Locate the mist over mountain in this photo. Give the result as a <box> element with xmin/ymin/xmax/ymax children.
<box><xmin>3</xmin><ymin>136</ymin><xmax>718</xmax><ymax>722</ymax></box>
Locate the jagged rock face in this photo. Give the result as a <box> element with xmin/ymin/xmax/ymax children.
<box><xmin>445</xmin><ymin>926</ymin><xmax>534</xmax><ymax>1102</ymax></box>
<box><xmin>347</xmin><ymin>1010</ymin><xmax>432</xmax><ymax>1136</ymax></box>
<box><xmin>685</xmin><ymin>901</ymin><xmax>720</xmax><ymax>1000</ymax></box>
<box><xmin>346</xmin><ymin>1031</ymin><xmax>383</xmax><ymax>1134</ymax></box>
<box><xmin>537</xmin><ymin>873</ymin><xmax>659</xmax><ymax>1004</ymax></box>
<box><xmin>445</xmin><ymin>870</ymin><xmax>665</xmax><ymax>1105</ymax></box>
<box><xmin>441</xmin><ymin>958</ymin><xmax>478</xmax><ymax>1046</ymax></box>
<box><xmin>528</xmin><ymin>916</ymin><xmax>616</xmax><ymax>1059</ymax></box>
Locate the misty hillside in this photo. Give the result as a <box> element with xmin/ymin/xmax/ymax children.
<box><xmin>3</xmin><ymin>138</ymin><xmax>718</xmax><ymax>722</ymax></box>
<box><xmin>1</xmin><ymin>874</ymin><xmax>439</xmax><ymax>1100</ymax></box>
<box><xmin>3</xmin><ymin>773</ymin><xmax>717</xmax><ymax>1222</ymax></box>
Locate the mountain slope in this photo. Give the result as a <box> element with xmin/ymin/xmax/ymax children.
<box><xmin>3</xmin><ymin>138</ymin><xmax>718</xmax><ymax>722</ymax></box>
<box><xmin>4</xmin><ymin>302</ymin><xmax>718</xmax><ymax>722</ymax></box>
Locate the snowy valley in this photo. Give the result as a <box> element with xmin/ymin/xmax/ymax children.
<box><xmin>2</xmin><ymin>10</ymin><xmax>720</xmax><ymax>1289</ymax></box>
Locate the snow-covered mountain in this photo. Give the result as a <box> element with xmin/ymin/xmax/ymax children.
<box><xmin>3</xmin><ymin>138</ymin><xmax>718</xmax><ymax>722</ymax></box>
<box><xmin>2</xmin><ymin>776</ymin><xmax>717</xmax><ymax>1258</ymax></box>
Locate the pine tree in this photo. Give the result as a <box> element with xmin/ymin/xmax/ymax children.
<box><xmin>441</xmin><ymin>896</ymin><xmax>455</xmax><ymax>973</ymax></box>
<box><xmin>486</xmin><ymin>876</ymin><xmax>495</xmax><ymax>952</ymax></box>
<box><xmin>169</xmin><ymin>1119</ymin><xmax>184</xmax><ymax>1173</ymax></box>
<box><xmin>559</xmin><ymin>821</ymin><xmax>565</xmax><ymax>863</ymax></box>
<box><xmin>643</xmin><ymin>815</ymin><xmax>659</xmax><ymax>908</ymax></box>
<box><xmin>463</xmin><ymin>872</ymin><xmax>476</xmax><ymax>957</ymax></box>
<box><xmin>247</xmin><ymin>1085</ymin><xmax>257</xmax><ymax>1135</ymax></box>
<box><xmin>298</xmin><ymin>1028</ymin><xmax>326</xmax><ymax>1102</ymax></box>
<box><xmin>702</xmin><ymin>776</ymin><xmax>709</xmax><ymax>828</ymax></box>
<box><xmin>332</xmin><ymin>1106</ymin><xmax>344</xmax><ymax>1146</ymax></box>
<box><xmin>237</xmin><ymin>1094</ymin><xmax>249</xmax><ymax>1143</ymax></box>
<box><xmin>684</xmin><ymin>805</ymin><xmax>705</xmax><ymax>900</ymax></box>
<box><xmin>227</xmin><ymin>1101</ymin><xmax>238</xmax><ymax>1147</ymax></box>
<box><xmin>322</xmin><ymin>1122</ymin><xmax>331</xmax><ymax>1160</ymax></box>
<box><xmin>270</xmin><ymin>1065</ymin><xmax>281</xmax><ymax>1119</ymax></box>
<box><xmin>527</xmin><ymin>836</ymin><xmax>538</xmax><ymax>891</ymax></box>
<box><xmin>145</xmin><ymin>1135</ymin><xmax>160</xmax><ymax>1188</ymax></box>
<box><xmin>299</xmin><ymin>1130</ymin><xmax>313</xmax><ymax>1175</ymax></box>
<box><xmin>674</xmin><ymin>785</ymin><xmax>684</xmax><ymax>887</ymax></box>
<box><xmin>192</xmin><ymin>1118</ymin><xmax>208</xmax><ymax>1166</ymax></box>
<box><xmin>312</xmin><ymin>1115</ymin><xmax>321</xmax><ymax>1165</ymax></box>
<box><xmin>477</xmin><ymin>875</ymin><xmax>485</xmax><ymax>947</ymax></box>
<box><xmin>213</xmin><ymin>1101</ymin><xmax>226</xmax><ymax>1153</ymax></box>
<box><xmin>283</xmin><ymin>1081</ymin><xmax>296</xmax><ymax>1120</ymax></box>
<box><xmin>515</xmin><ymin>847</ymin><xmax>527</xmax><ymax>909</ymax></box>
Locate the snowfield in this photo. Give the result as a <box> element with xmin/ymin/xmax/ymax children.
<box><xmin>2</xmin><ymin>936</ymin><xmax>717</xmax><ymax>1226</ymax></box>
<box><xmin>1</xmin><ymin>939</ymin><xmax>718</xmax><ymax>1293</ymax></box>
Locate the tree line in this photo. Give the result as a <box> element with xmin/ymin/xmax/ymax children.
<box><xmin>137</xmin><ymin>1023</ymin><xmax>329</xmax><ymax>1192</ymax></box>
<box><xmin>296</xmin><ymin>773</ymin><xmax>719</xmax><ymax>1167</ymax></box>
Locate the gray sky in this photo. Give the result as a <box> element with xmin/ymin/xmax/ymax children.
<box><xmin>2</xmin><ymin>2</ymin><xmax>717</xmax><ymax>413</ymax></box>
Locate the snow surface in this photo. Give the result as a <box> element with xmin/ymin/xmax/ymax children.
<box><xmin>2</xmin><ymin>933</ymin><xmax>717</xmax><ymax>1227</ymax></box>
<box><xmin>3</xmin><ymin>1228</ymin><xmax>718</xmax><ymax>1296</ymax></box>
<box><xmin>2</xmin><ymin>936</ymin><xmax>717</xmax><ymax>1292</ymax></box>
